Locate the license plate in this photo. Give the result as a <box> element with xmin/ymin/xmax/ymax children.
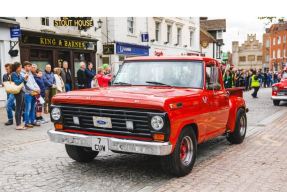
<box><xmin>93</xmin><ymin>116</ymin><xmax>112</xmax><ymax>128</ymax></box>
<box><xmin>92</xmin><ymin>137</ymin><xmax>108</xmax><ymax>152</ymax></box>
<box><xmin>278</xmin><ymin>92</ymin><xmax>284</xmax><ymax>96</ymax></box>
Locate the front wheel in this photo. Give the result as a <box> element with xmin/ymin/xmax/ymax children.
<box><xmin>160</xmin><ymin>128</ymin><xmax>197</xmax><ymax>177</ymax></box>
<box><xmin>65</xmin><ymin>145</ymin><xmax>99</xmax><ymax>163</ymax></box>
<box><xmin>273</xmin><ymin>100</ymin><xmax>280</xmax><ymax>106</ymax></box>
<box><xmin>227</xmin><ymin>108</ymin><xmax>247</xmax><ymax>144</ymax></box>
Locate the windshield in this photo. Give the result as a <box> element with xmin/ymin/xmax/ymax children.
<box><xmin>282</xmin><ymin>72</ymin><xmax>287</xmax><ymax>79</ymax></box>
<box><xmin>113</xmin><ymin>60</ymin><xmax>203</xmax><ymax>88</ymax></box>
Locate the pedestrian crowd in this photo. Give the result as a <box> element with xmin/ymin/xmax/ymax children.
<box><xmin>223</xmin><ymin>67</ymin><xmax>285</xmax><ymax>98</ymax></box>
<box><xmin>2</xmin><ymin>60</ymin><xmax>112</xmax><ymax>130</ymax></box>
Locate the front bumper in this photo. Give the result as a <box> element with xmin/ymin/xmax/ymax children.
<box><xmin>48</xmin><ymin>130</ymin><xmax>172</xmax><ymax>156</ymax></box>
<box><xmin>271</xmin><ymin>95</ymin><xmax>287</xmax><ymax>100</ymax></box>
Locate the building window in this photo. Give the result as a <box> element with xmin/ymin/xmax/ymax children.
<box><xmin>257</xmin><ymin>56</ymin><xmax>262</xmax><ymax>61</ymax></box>
<box><xmin>239</xmin><ymin>56</ymin><xmax>246</xmax><ymax>62</ymax></box>
<box><xmin>284</xmin><ymin>35</ymin><xmax>287</xmax><ymax>43</ymax></box>
<box><xmin>284</xmin><ymin>49</ymin><xmax>286</xmax><ymax>57</ymax></box>
<box><xmin>217</xmin><ymin>31</ymin><xmax>223</xmax><ymax>39</ymax></box>
<box><xmin>155</xmin><ymin>22</ymin><xmax>161</xmax><ymax>42</ymax></box>
<box><xmin>277</xmin><ymin>49</ymin><xmax>281</xmax><ymax>58</ymax></box>
<box><xmin>273</xmin><ymin>38</ymin><xmax>276</xmax><ymax>45</ymax></box>
<box><xmin>216</xmin><ymin>45</ymin><xmax>221</xmax><ymax>59</ymax></box>
<box><xmin>278</xmin><ymin>36</ymin><xmax>281</xmax><ymax>45</ymax></box>
<box><xmin>273</xmin><ymin>50</ymin><xmax>276</xmax><ymax>58</ymax></box>
<box><xmin>167</xmin><ymin>25</ymin><xmax>172</xmax><ymax>43</ymax></box>
<box><xmin>177</xmin><ymin>27</ymin><xmax>182</xmax><ymax>45</ymax></box>
<box><xmin>248</xmin><ymin>55</ymin><xmax>255</xmax><ymax>61</ymax></box>
<box><xmin>127</xmin><ymin>17</ymin><xmax>134</xmax><ymax>34</ymax></box>
<box><xmin>41</xmin><ymin>17</ymin><xmax>49</xmax><ymax>26</ymax></box>
<box><xmin>189</xmin><ymin>31</ymin><xmax>193</xmax><ymax>47</ymax></box>
<box><xmin>266</xmin><ymin>55</ymin><xmax>270</xmax><ymax>62</ymax></box>
<box><xmin>265</xmin><ymin>39</ymin><xmax>270</xmax><ymax>47</ymax></box>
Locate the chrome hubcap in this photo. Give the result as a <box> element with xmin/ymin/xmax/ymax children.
<box><xmin>180</xmin><ymin>136</ymin><xmax>193</xmax><ymax>166</ymax></box>
<box><xmin>239</xmin><ymin>116</ymin><xmax>246</xmax><ymax>136</ymax></box>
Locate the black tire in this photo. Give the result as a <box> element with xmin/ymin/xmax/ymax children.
<box><xmin>160</xmin><ymin>128</ymin><xmax>197</xmax><ymax>177</ymax></box>
<box><xmin>65</xmin><ymin>145</ymin><xmax>99</xmax><ymax>163</ymax></box>
<box><xmin>227</xmin><ymin>108</ymin><xmax>247</xmax><ymax>144</ymax></box>
<box><xmin>273</xmin><ymin>100</ymin><xmax>280</xmax><ymax>106</ymax></box>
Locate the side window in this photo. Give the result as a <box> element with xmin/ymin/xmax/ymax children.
<box><xmin>206</xmin><ymin>66</ymin><xmax>221</xmax><ymax>90</ymax></box>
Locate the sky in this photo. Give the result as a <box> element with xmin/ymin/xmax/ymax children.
<box><xmin>222</xmin><ymin>17</ymin><xmax>267</xmax><ymax>52</ymax></box>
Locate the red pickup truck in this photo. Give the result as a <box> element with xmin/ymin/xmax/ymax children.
<box><xmin>48</xmin><ymin>56</ymin><xmax>248</xmax><ymax>177</ymax></box>
<box><xmin>272</xmin><ymin>72</ymin><xmax>287</xmax><ymax>106</ymax></box>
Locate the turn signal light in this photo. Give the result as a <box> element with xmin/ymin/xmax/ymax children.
<box><xmin>153</xmin><ymin>133</ymin><xmax>165</xmax><ymax>141</ymax></box>
<box><xmin>54</xmin><ymin>123</ymin><xmax>63</xmax><ymax>130</ymax></box>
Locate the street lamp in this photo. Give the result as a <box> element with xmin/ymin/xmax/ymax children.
<box><xmin>94</xmin><ymin>19</ymin><xmax>103</xmax><ymax>31</ymax></box>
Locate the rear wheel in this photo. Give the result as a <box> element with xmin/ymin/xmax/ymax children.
<box><xmin>227</xmin><ymin>108</ymin><xmax>247</xmax><ymax>144</ymax></box>
<box><xmin>273</xmin><ymin>100</ymin><xmax>280</xmax><ymax>106</ymax></box>
<box><xmin>65</xmin><ymin>145</ymin><xmax>99</xmax><ymax>163</ymax></box>
<box><xmin>160</xmin><ymin>128</ymin><xmax>197</xmax><ymax>177</ymax></box>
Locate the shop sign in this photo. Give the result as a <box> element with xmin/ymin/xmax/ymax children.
<box><xmin>141</xmin><ymin>33</ymin><xmax>149</xmax><ymax>42</ymax></box>
<box><xmin>21</xmin><ymin>34</ymin><xmax>95</xmax><ymax>50</ymax></box>
<box><xmin>54</xmin><ymin>17</ymin><xmax>94</xmax><ymax>28</ymax></box>
<box><xmin>103</xmin><ymin>44</ymin><xmax>115</xmax><ymax>55</ymax></box>
<box><xmin>10</xmin><ymin>26</ymin><xmax>21</xmax><ymax>38</ymax></box>
<box><xmin>116</xmin><ymin>42</ymin><xmax>149</xmax><ymax>56</ymax></box>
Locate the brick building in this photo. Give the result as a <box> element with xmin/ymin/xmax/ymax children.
<box><xmin>262</xmin><ymin>22</ymin><xmax>287</xmax><ymax>71</ymax></box>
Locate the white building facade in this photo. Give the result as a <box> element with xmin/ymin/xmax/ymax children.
<box><xmin>101</xmin><ymin>17</ymin><xmax>200</xmax><ymax>74</ymax></box>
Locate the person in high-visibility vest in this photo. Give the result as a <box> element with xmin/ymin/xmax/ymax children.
<box><xmin>251</xmin><ymin>70</ymin><xmax>260</xmax><ymax>98</ymax></box>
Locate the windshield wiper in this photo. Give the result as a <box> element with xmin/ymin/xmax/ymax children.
<box><xmin>145</xmin><ymin>81</ymin><xmax>172</xmax><ymax>87</ymax></box>
<box><xmin>113</xmin><ymin>82</ymin><xmax>132</xmax><ymax>86</ymax></box>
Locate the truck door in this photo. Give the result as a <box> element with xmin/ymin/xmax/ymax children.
<box><xmin>205</xmin><ymin>65</ymin><xmax>229</xmax><ymax>139</ymax></box>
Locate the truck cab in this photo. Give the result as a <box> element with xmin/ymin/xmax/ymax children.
<box><xmin>48</xmin><ymin>56</ymin><xmax>247</xmax><ymax>177</ymax></box>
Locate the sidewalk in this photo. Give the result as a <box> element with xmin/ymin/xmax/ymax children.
<box><xmin>152</xmin><ymin>110</ymin><xmax>287</xmax><ymax>192</ymax></box>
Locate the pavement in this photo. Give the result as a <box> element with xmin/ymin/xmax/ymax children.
<box><xmin>0</xmin><ymin>87</ymin><xmax>287</xmax><ymax>192</ymax></box>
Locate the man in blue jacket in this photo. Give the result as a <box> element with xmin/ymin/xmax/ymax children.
<box><xmin>85</xmin><ymin>62</ymin><xmax>96</xmax><ymax>88</ymax></box>
<box><xmin>42</xmin><ymin>64</ymin><xmax>55</xmax><ymax>114</ymax></box>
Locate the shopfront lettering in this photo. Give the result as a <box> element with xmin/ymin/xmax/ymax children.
<box><xmin>120</xmin><ymin>46</ymin><xmax>132</xmax><ymax>52</ymax></box>
<box><xmin>38</xmin><ymin>37</ymin><xmax>86</xmax><ymax>49</ymax></box>
<box><xmin>54</xmin><ymin>18</ymin><xmax>94</xmax><ymax>27</ymax></box>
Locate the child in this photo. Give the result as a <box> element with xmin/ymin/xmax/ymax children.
<box><xmin>34</xmin><ymin>69</ymin><xmax>48</xmax><ymax>124</ymax></box>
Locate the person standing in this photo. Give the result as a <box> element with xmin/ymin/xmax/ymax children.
<box><xmin>2</xmin><ymin>63</ymin><xmax>15</xmax><ymax>126</ymax></box>
<box><xmin>251</xmin><ymin>71</ymin><xmax>260</xmax><ymax>98</ymax></box>
<box><xmin>11</xmin><ymin>62</ymin><xmax>27</xmax><ymax>130</ymax></box>
<box><xmin>223</xmin><ymin>70</ymin><xmax>233</xmax><ymax>88</ymax></box>
<box><xmin>96</xmin><ymin>67</ymin><xmax>112</xmax><ymax>88</ymax></box>
<box><xmin>85</xmin><ymin>62</ymin><xmax>96</xmax><ymax>88</ymax></box>
<box><xmin>54</xmin><ymin>68</ymin><xmax>65</xmax><ymax>93</ymax></box>
<box><xmin>34</xmin><ymin>69</ymin><xmax>48</xmax><ymax>124</ymax></box>
<box><xmin>61</xmin><ymin>61</ymin><xmax>72</xmax><ymax>92</ymax></box>
<box><xmin>43</xmin><ymin>64</ymin><xmax>56</xmax><ymax>114</ymax></box>
<box><xmin>22</xmin><ymin>61</ymin><xmax>41</xmax><ymax>128</ymax></box>
<box><xmin>77</xmin><ymin>61</ymin><xmax>87</xmax><ymax>89</ymax></box>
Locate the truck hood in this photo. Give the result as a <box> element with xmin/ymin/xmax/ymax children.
<box><xmin>52</xmin><ymin>86</ymin><xmax>202</xmax><ymax>111</ymax></box>
<box><xmin>273</xmin><ymin>79</ymin><xmax>287</xmax><ymax>88</ymax></box>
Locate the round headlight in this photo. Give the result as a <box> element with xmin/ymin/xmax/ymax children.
<box><xmin>272</xmin><ymin>86</ymin><xmax>278</xmax><ymax>91</ymax></box>
<box><xmin>51</xmin><ymin>108</ymin><xmax>61</xmax><ymax>121</ymax></box>
<box><xmin>151</xmin><ymin>116</ymin><xmax>164</xmax><ymax>131</ymax></box>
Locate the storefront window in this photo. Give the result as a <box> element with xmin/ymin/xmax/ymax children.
<box><xmin>31</xmin><ymin>61</ymin><xmax>49</xmax><ymax>71</ymax></box>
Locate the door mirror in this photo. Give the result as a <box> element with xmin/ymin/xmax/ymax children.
<box><xmin>207</xmin><ymin>83</ymin><xmax>221</xmax><ymax>90</ymax></box>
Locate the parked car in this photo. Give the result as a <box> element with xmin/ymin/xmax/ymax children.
<box><xmin>272</xmin><ymin>72</ymin><xmax>287</xmax><ymax>106</ymax></box>
<box><xmin>48</xmin><ymin>56</ymin><xmax>248</xmax><ymax>177</ymax></box>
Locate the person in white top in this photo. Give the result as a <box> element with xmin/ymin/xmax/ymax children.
<box><xmin>53</xmin><ymin>68</ymin><xmax>65</xmax><ymax>93</ymax></box>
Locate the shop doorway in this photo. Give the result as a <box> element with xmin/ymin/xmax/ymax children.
<box><xmin>57</xmin><ymin>51</ymin><xmax>70</xmax><ymax>68</ymax></box>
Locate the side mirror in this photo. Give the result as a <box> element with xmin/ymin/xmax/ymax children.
<box><xmin>207</xmin><ymin>83</ymin><xmax>221</xmax><ymax>90</ymax></box>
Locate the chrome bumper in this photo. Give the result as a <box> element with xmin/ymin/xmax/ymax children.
<box><xmin>48</xmin><ymin>130</ymin><xmax>172</xmax><ymax>156</ymax></box>
<box><xmin>271</xmin><ymin>95</ymin><xmax>287</xmax><ymax>100</ymax></box>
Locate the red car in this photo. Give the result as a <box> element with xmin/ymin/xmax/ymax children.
<box><xmin>272</xmin><ymin>73</ymin><xmax>287</xmax><ymax>106</ymax></box>
<box><xmin>48</xmin><ymin>56</ymin><xmax>248</xmax><ymax>177</ymax></box>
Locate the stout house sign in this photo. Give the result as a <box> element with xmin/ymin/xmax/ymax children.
<box><xmin>54</xmin><ymin>17</ymin><xmax>94</xmax><ymax>30</ymax></box>
<box><xmin>20</xmin><ymin>30</ymin><xmax>97</xmax><ymax>50</ymax></box>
